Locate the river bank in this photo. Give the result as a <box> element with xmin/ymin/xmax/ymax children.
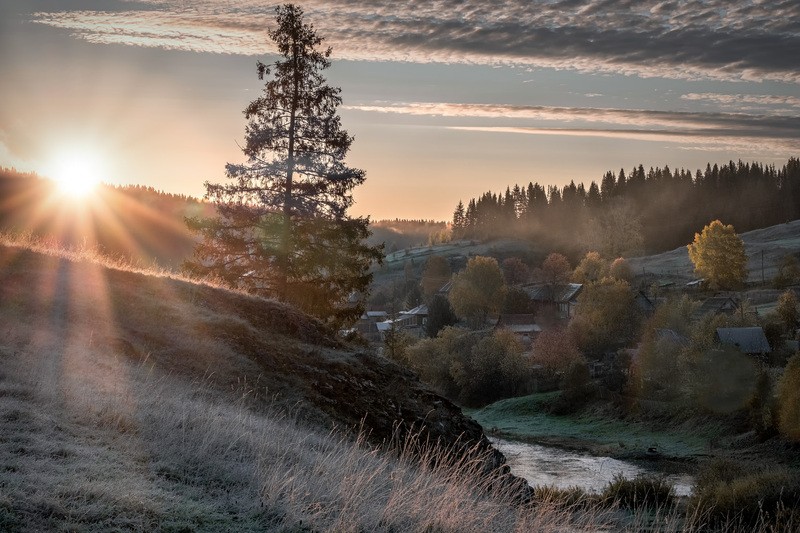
<box><xmin>467</xmin><ymin>392</ymin><xmax>725</xmax><ymax>464</ymax></box>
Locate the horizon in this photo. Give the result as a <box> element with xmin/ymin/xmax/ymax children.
<box><xmin>1</xmin><ymin>1</ymin><xmax>798</xmax><ymax>221</ymax></box>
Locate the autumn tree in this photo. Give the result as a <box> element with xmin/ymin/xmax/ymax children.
<box><xmin>420</xmin><ymin>255</ymin><xmax>452</xmax><ymax>301</ymax></box>
<box><xmin>778</xmin><ymin>353</ymin><xmax>800</xmax><ymax>441</ymax></box>
<box><xmin>449</xmin><ymin>256</ymin><xmax>506</xmax><ymax>328</ymax></box>
<box><xmin>687</xmin><ymin>220</ymin><xmax>747</xmax><ymax>290</ymax></box>
<box><xmin>776</xmin><ymin>289</ymin><xmax>799</xmax><ymax>334</ymax></box>
<box><xmin>530</xmin><ymin>328</ymin><xmax>585</xmax><ymax>376</ymax></box>
<box><xmin>572</xmin><ymin>251</ymin><xmax>608</xmax><ymax>284</ymax></box>
<box><xmin>539</xmin><ymin>253</ymin><xmax>571</xmax><ymax>286</ymax></box>
<box><xmin>569</xmin><ymin>278</ymin><xmax>639</xmax><ymax>354</ymax></box>
<box><xmin>609</xmin><ymin>257</ymin><xmax>633</xmax><ymax>282</ymax></box>
<box><xmin>185</xmin><ymin>5</ymin><xmax>382</xmax><ymax>327</ymax></box>
<box><xmin>502</xmin><ymin>257</ymin><xmax>530</xmax><ymax>286</ymax></box>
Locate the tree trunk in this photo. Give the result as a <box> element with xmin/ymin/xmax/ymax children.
<box><xmin>279</xmin><ymin>35</ymin><xmax>300</xmax><ymax>301</ymax></box>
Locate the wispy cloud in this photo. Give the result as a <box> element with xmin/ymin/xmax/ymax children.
<box><xmin>681</xmin><ymin>93</ymin><xmax>800</xmax><ymax>110</ymax></box>
<box><xmin>31</xmin><ymin>0</ymin><xmax>800</xmax><ymax>83</ymax></box>
<box><xmin>346</xmin><ymin>102</ymin><xmax>800</xmax><ymax>152</ymax></box>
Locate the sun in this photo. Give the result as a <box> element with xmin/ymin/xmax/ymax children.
<box><xmin>46</xmin><ymin>148</ymin><xmax>106</xmax><ymax>198</ymax></box>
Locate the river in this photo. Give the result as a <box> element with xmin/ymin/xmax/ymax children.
<box><xmin>492</xmin><ymin>437</ymin><xmax>695</xmax><ymax>496</ymax></box>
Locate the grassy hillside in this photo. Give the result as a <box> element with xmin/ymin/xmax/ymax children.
<box><xmin>0</xmin><ymin>238</ymin><xmax>560</xmax><ymax>531</ymax></box>
<box><xmin>628</xmin><ymin>219</ymin><xmax>800</xmax><ymax>283</ymax></box>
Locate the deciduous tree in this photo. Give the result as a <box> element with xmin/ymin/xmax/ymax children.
<box><xmin>572</xmin><ymin>251</ymin><xmax>608</xmax><ymax>284</ymax></box>
<box><xmin>420</xmin><ymin>255</ymin><xmax>452</xmax><ymax>300</ymax></box>
<box><xmin>539</xmin><ymin>253</ymin><xmax>571</xmax><ymax>286</ymax></box>
<box><xmin>185</xmin><ymin>4</ymin><xmax>382</xmax><ymax>328</ymax></box>
<box><xmin>569</xmin><ymin>278</ymin><xmax>639</xmax><ymax>353</ymax></box>
<box><xmin>687</xmin><ymin>220</ymin><xmax>747</xmax><ymax>290</ymax></box>
<box><xmin>502</xmin><ymin>257</ymin><xmax>530</xmax><ymax>286</ymax></box>
<box><xmin>530</xmin><ymin>328</ymin><xmax>584</xmax><ymax>376</ymax></box>
<box><xmin>778</xmin><ymin>353</ymin><xmax>800</xmax><ymax>441</ymax></box>
<box><xmin>449</xmin><ymin>256</ymin><xmax>506</xmax><ymax>328</ymax></box>
<box><xmin>776</xmin><ymin>289</ymin><xmax>799</xmax><ymax>334</ymax></box>
<box><xmin>609</xmin><ymin>257</ymin><xmax>633</xmax><ymax>282</ymax></box>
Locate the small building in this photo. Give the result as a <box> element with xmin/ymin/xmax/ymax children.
<box><xmin>693</xmin><ymin>296</ymin><xmax>740</xmax><ymax>321</ymax></box>
<box><xmin>354</xmin><ymin>310</ymin><xmax>389</xmax><ymax>342</ymax></box>
<box><xmin>495</xmin><ymin>314</ymin><xmax>542</xmax><ymax>346</ymax></box>
<box><xmin>715</xmin><ymin>327</ymin><xmax>771</xmax><ymax>356</ymax></box>
<box><xmin>397</xmin><ymin>304</ymin><xmax>428</xmax><ymax>328</ymax></box>
<box><xmin>523</xmin><ymin>283</ymin><xmax>583</xmax><ymax>319</ymax></box>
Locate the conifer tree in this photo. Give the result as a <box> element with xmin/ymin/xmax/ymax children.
<box><xmin>185</xmin><ymin>4</ymin><xmax>382</xmax><ymax>327</ymax></box>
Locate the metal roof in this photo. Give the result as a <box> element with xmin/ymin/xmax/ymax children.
<box><xmin>716</xmin><ymin>327</ymin><xmax>771</xmax><ymax>354</ymax></box>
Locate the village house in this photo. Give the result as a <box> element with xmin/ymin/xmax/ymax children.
<box><xmin>494</xmin><ymin>314</ymin><xmax>542</xmax><ymax>347</ymax></box>
<box><xmin>693</xmin><ymin>295</ymin><xmax>740</xmax><ymax>321</ymax></box>
<box><xmin>522</xmin><ymin>283</ymin><xmax>583</xmax><ymax>320</ymax></box>
<box><xmin>353</xmin><ymin>310</ymin><xmax>389</xmax><ymax>342</ymax></box>
<box><xmin>715</xmin><ymin>326</ymin><xmax>772</xmax><ymax>357</ymax></box>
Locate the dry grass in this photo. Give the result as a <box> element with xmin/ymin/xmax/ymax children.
<box><xmin>0</xmin><ymin>337</ymin><xmax>610</xmax><ymax>532</ymax></box>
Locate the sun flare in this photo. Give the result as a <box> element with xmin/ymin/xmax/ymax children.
<box><xmin>47</xmin><ymin>148</ymin><xmax>106</xmax><ymax>198</ymax></box>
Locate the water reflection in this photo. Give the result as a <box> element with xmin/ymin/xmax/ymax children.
<box><xmin>492</xmin><ymin>437</ymin><xmax>694</xmax><ymax>496</ymax></box>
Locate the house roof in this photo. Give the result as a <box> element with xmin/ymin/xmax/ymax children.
<box><xmin>716</xmin><ymin>327</ymin><xmax>771</xmax><ymax>354</ymax></box>
<box><xmin>438</xmin><ymin>280</ymin><xmax>454</xmax><ymax>294</ymax></box>
<box><xmin>495</xmin><ymin>314</ymin><xmax>542</xmax><ymax>334</ymax></box>
<box><xmin>694</xmin><ymin>296</ymin><xmax>739</xmax><ymax>319</ymax></box>
<box><xmin>635</xmin><ymin>291</ymin><xmax>656</xmax><ymax>313</ymax></box>
<box><xmin>523</xmin><ymin>283</ymin><xmax>583</xmax><ymax>303</ymax></box>
<box><xmin>655</xmin><ymin>328</ymin><xmax>690</xmax><ymax>347</ymax></box>
<box><xmin>400</xmin><ymin>304</ymin><xmax>429</xmax><ymax>316</ymax></box>
<box><xmin>362</xmin><ymin>311</ymin><xmax>389</xmax><ymax>320</ymax></box>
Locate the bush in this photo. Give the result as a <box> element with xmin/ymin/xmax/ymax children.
<box><xmin>549</xmin><ymin>361</ymin><xmax>593</xmax><ymax>415</ymax></box>
<box><xmin>690</xmin><ymin>459</ymin><xmax>800</xmax><ymax>529</ymax></box>
<box><xmin>778</xmin><ymin>353</ymin><xmax>800</xmax><ymax>441</ymax></box>
<box><xmin>601</xmin><ymin>473</ymin><xmax>676</xmax><ymax>510</ymax></box>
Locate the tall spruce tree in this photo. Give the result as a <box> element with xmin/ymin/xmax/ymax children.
<box><xmin>185</xmin><ymin>4</ymin><xmax>382</xmax><ymax>327</ymax></box>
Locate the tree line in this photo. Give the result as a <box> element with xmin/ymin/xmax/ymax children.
<box><xmin>452</xmin><ymin>158</ymin><xmax>800</xmax><ymax>255</ymax></box>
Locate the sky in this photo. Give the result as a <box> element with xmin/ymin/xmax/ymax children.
<box><xmin>1</xmin><ymin>0</ymin><xmax>799</xmax><ymax>221</ymax></box>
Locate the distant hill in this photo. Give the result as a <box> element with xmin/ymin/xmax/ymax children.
<box><xmin>367</xmin><ymin>219</ymin><xmax>448</xmax><ymax>251</ymax></box>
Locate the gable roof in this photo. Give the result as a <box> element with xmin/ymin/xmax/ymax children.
<box><xmin>400</xmin><ymin>304</ymin><xmax>429</xmax><ymax>317</ymax></box>
<box><xmin>523</xmin><ymin>283</ymin><xmax>583</xmax><ymax>303</ymax></box>
<box><xmin>694</xmin><ymin>296</ymin><xmax>739</xmax><ymax>319</ymax></box>
<box><xmin>716</xmin><ymin>327</ymin><xmax>771</xmax><ymax>354</ymax></box>
<box><xmin>655</xmin><ymin>328</ymin><xmax>690</xmax><ymax>347</ymax></box>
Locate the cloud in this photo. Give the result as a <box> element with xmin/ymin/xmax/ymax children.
<box><xmin>682</xmin><ymin>93</ymin><xmax>800</xmax><ymax>110</ymax></box>
<box><xmin>30</xmin><ymin>0</ymin><xmax>800</xmax><ymax>83</ymax></box>
<box><xmin>345</xmin><ymin>102</ymin><xmax>800</xmax><ymax>152</ymax></box>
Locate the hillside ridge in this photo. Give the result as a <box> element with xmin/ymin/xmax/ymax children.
<box><xmin>0</xmin><ymin>241</ymin><xmax>504</xmax><ymax>466</ymax></box>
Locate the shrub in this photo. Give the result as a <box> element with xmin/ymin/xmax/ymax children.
<box><xmin>601</xmin><ymin>474</ymin><xmax>676</xmax><ymax>510</ymax></box>
<box><xmin>778</xmin><ymin>353</ymin><xmax>800</xmax><ymax>441</ymax></box>
<box><xmin>690</xmin><ymin>459</ymin><xmax>800</xmax><ymax>529</ymax></box>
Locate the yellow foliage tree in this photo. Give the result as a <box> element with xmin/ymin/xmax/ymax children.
<box><xmin>687</xmin><ymin>220</ymin><xmax>747</xmax><ymax>289</ymax></box>
<box><xmin>449</xmin><ymin>256</ymin><xmax>506</xmax><ymax>328</ymax></box>
<box><xmin>778</xmin><ymin>353</ymin><xmax>800</xmax><ymax>441</ymax></box>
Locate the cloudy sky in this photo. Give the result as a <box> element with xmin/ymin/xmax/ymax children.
<box><xmin>1</xmin><ymin>0</ymin><xmax>798</xmax><ymax>220</ymax></box>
